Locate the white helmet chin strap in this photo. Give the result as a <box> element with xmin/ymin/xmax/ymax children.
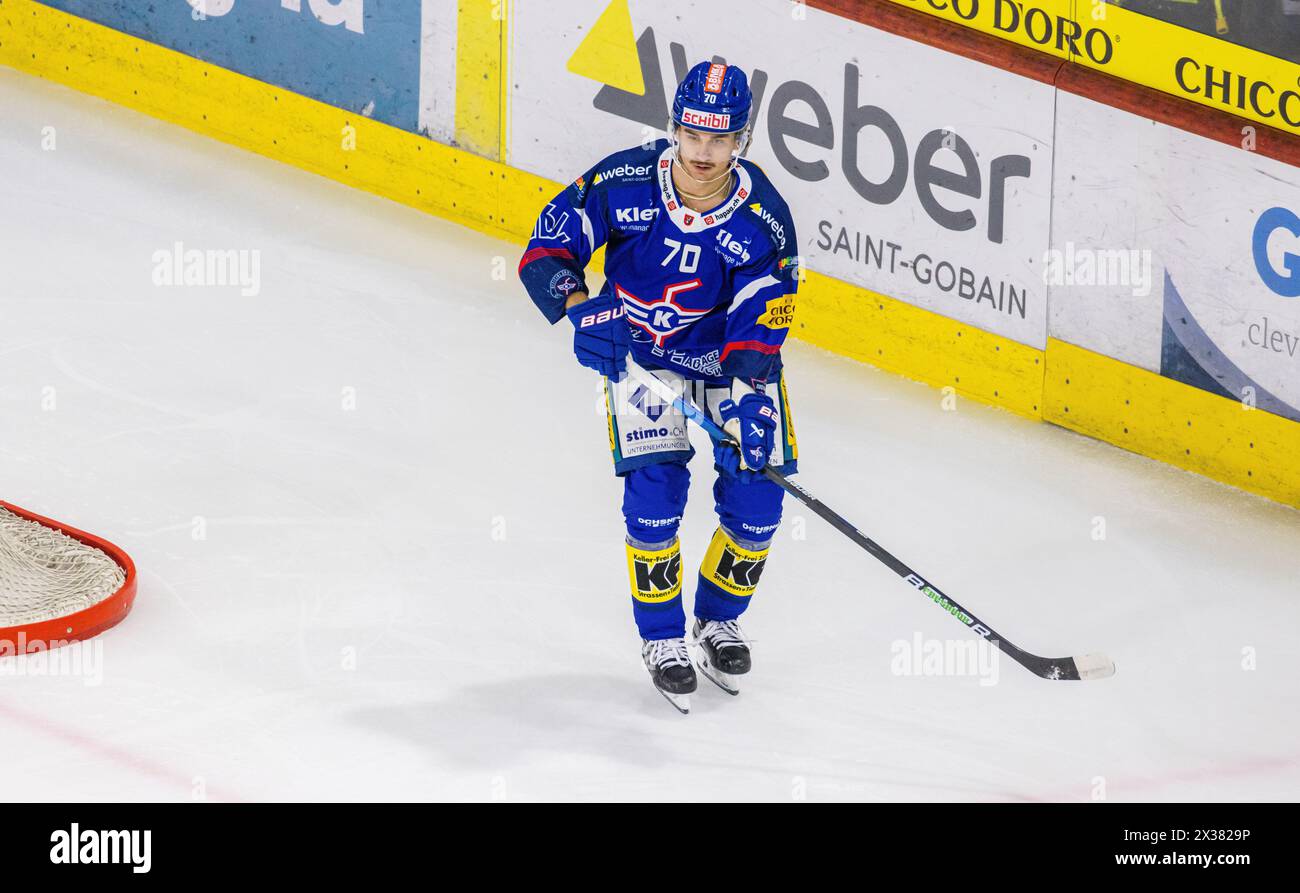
<box><xmin>668</xmin><ymin>120</ymin><xmax>752</xmax><ymax>187</ymax></box>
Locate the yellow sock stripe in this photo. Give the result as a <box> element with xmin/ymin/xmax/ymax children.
<box><xmin>626</xmin><ymin>539</ymin><xmax>681</xmax><ymax>604</ymax></box>
<box><xmin>700</xmin><ymin>527</ymin><xmax>769</xmax><ymax>599</ymax></box>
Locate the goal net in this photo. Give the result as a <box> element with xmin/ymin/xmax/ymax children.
<box><xmin>0</xmin><ymin>502</ymin><xmax>137</xmax><ymax>652</ymax></box>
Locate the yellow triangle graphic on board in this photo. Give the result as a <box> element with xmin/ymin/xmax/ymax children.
<box><xmin>566</xmin><ymin>0</ymin><xmax>645</xmax><ymax>96</ymax></box>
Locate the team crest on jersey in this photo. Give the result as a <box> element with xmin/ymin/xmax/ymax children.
<box><xmin>532</xmin><ymin>202</ymin><xmax>571</xmax><ymax>243</ymax></box>
<box><xmin>617</xmin><ymin>280</ymin><xmax>709</xmax><ymax>347</ymax></box>
<box><xmin>549</xmin><ymin>270</ymin><xmax>581</xmax><ymax>299</ymax></box>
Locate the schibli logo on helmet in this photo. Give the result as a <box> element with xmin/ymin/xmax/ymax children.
<box><xmin>670</xmin><ymin>61</ymin><xmax>752</xmax><ymax>177</ymax></box>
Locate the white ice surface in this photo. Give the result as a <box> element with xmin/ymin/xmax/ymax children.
<box><xmin>2</xmin><ymin>69</ymin><xmax>1298</xmax><ymax>802</ymax></box>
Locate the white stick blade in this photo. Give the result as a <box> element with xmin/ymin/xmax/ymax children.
<box><xmin>1074</xmin><ymin>653</ymin><xmax>1116</xmax><ymax>680</ymax></box>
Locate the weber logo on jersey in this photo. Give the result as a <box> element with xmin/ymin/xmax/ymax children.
<box><xmin>594</xmin><ymin>163</ymin><xmax>653</xmax><ymax>184</ymax></box>
<box><xmin>748</xmin><ymin>202</ymin><xmax>788</xmax><ymax>251</ymax></box>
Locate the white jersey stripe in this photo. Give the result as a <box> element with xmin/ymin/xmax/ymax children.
<box><xmin>727</xmin><ymin>274</ymin><xmax>780</xmax><ymax>316</ymax></box>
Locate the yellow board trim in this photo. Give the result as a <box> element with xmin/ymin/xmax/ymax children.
<box><xmin>882</xmin><ymin>0</ymin><xmax>1076</xmax><ymax>58</ymax></box>
<box><xmin>455</xmin><ymin>0</ymin><xmax>508</xmax><ymax>161</ymax></box>
<box><xmin>1043</xmin><ymin>338</ymin><xmax>1300</xmax><ymax>507</ymax></box>
<box><xmin>882</xmin><ymin>0</ymin><xmax>1300</xmax><ymax>137</ymax></box>
<box><xmin>794</xmin><ymin>270</ymin><xmax>1046</xmax><ymax>420</ymax></box>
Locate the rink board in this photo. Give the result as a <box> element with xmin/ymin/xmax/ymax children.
<box><xmin>1044</xmin><ymin>339</ymin><xmax>1300</xmax><ymax>507</ymax></box>
<box><xmin>874</xmin><ymin>0</ymin><xmax>1300</xmax><ymax>139</ymax></box>
<box><xmin>1</xmin><ymin>0</ymin><xmax>1297</xmax><ymax>508</ymax></box>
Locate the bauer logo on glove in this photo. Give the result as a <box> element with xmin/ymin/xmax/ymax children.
<box><xmin>566</xmin><ymin>292</ymin><xmax>631</xmax><ymax>378</ymax></box>
<box><xmin>717</xmin><ymin>388</ymin><xmax>778</xmax><ymax>481</ymax></box>
<box><xmin>577</xmin><ymin>304</ymin><xmax>625</xmax><ymax>329</ymax></box>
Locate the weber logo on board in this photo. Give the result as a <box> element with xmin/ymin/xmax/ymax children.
<box><xmin>50</xmin><ymin>823</ymin><xmax>151</xmax><ymax>873</ymax></box>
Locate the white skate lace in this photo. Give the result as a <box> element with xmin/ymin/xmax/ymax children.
<box><xmin>694</xmin><ymin>619</ymin><xmax>748</xmax><ymax>650</ymax></box>
<box><xmin>644</xmin><ymin>637</ymin><xmax>692</xmax><ymax>669</ymax></box>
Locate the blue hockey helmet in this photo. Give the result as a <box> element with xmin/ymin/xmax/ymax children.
<box><xmin>671</xmin><ymin>61</ymin><xmax>752</xmax><ymax>136</ymax></box>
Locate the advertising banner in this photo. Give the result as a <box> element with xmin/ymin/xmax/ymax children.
<box><xmin>880</xmin><ymin>0</ymin><xmax>1300</xmax><ymax>137</ymax></box>
<box><xmin>510</xmin><ymin>0</ymin><xmax>1056</xmax><ymax>348</ymax></box>
<box><xmin>1051</xmin><ymin>91</ymin><xmax>1300</xmax><ymax>421</ymax></box>
<box><xmin>36</xmin><ymin>0</ymin><xmax>425</xmax><ymax>132</ymax></box>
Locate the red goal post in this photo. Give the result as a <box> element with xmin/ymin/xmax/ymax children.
<box><xmin>0</xmin><ymin>501</ymin><xmax>137</xmax><ymax>652</ymax></box>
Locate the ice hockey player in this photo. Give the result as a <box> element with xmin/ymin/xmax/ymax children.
<box><xmin>517</xmin><ymin>61</ymin><xmax>800</xmax><ymax>713</ymax></box>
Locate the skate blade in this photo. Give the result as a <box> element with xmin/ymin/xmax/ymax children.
<box><xmin>698</xmin><ymin>657</ymin><xmax>740</xmax><ymax>696</ymax></box>
<box><xmin>655</xmin><ymin>687</ymin><xmax>691</xmax><ymax>714</ymax></box>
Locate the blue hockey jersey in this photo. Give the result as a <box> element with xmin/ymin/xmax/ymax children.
<box><xmin>518</xmin><ymin>139</ymin><xmax>799</xmax><ymax>386</ymax></box>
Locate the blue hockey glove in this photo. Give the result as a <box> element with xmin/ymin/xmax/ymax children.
<box><xmin>566</xmin><ymin>293</ymin><xmax>630</xmax><ymax>378</ymax></box>
<box><xmin>716</xmin><ymin>387</ymin><xmax>778</xmax><ymax>483</ymax></box>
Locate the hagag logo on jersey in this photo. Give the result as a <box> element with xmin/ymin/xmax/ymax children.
<box><xmin>618</xmin><ymin>280</ymin><xmax>710</xmax><ymax>346</ymax></box>
<box><xmin>585</xmin><ymin>27</ymin><xmax>1032</xmax><ymax>245</ymax></box>
<box><xmin>748</xmin><ymin>202</ymin><xmax>787</xmax><ymax>251</ymax></box>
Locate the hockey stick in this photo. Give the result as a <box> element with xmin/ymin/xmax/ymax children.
<box><xmin>623</xmin><ymin>358</ymin><xmax>1115</xmax><ymax>681</ymax></box>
